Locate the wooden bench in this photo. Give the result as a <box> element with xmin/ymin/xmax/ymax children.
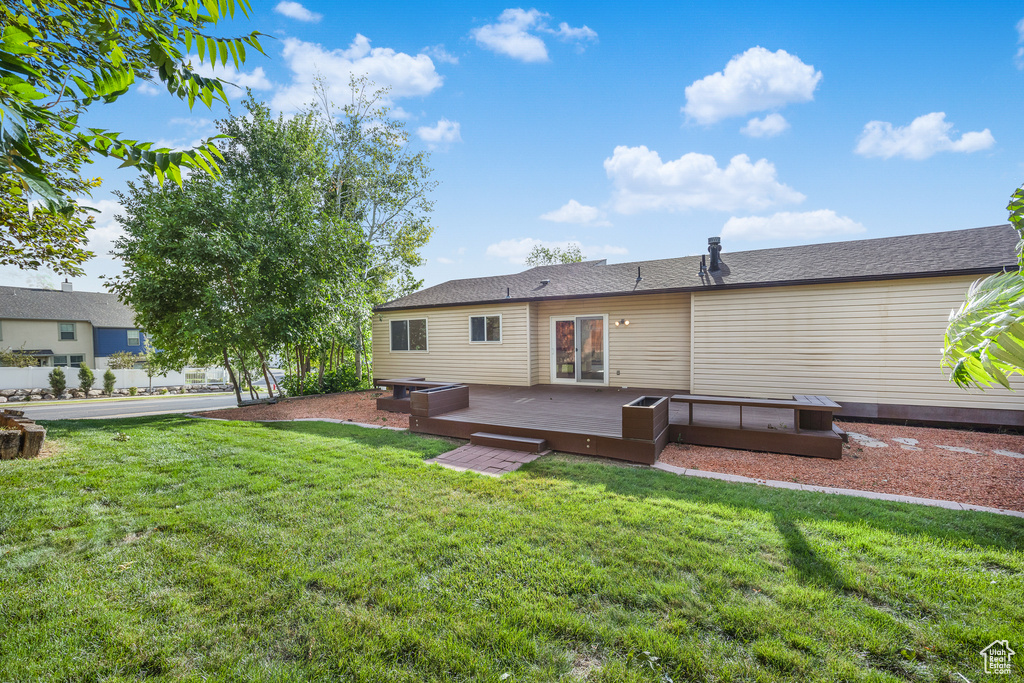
<box><xmin>374</xmin><ymin>378</ymin><xmax>462</xmax><ymax>413</ymax></box>
<box><xmin>668</xmin><ymin>393</ymin><xmax>843</xmax><ymax>459</ymax></box>
<box><xmin>670</xmin><ymin>394</ymin><xmax>839</xmax><ymax>433</ymax></box>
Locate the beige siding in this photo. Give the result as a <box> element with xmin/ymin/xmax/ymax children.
<box><xmin>691</xmin><ymin>275</ymin><xmax>1023</xmax><ymax>409</ymax></box>
<box><xmin>532</xmin><ymin>293</ymin><xmax>691</xmax><ymax>390</ymax></box>
<box><xmin>371</xmin><ymin>304</ymin><xmax>530</xmax><ymax>385</ymax></box>
<box><xmin>0</xmin><ymin>318</ymin><xmax>95</xmax><ymax>367</ymax></box>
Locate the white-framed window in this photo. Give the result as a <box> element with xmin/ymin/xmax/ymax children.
<box><xmin>127</xmin><ymin>329</ymin><xmax>141</xmax><ymax>346</ymax></box>
<box><xmin>390</xmin><ymin>318</ymin><xmax>428</xmax><ymax>352</ymax></box>
<box><xmin>469</xmin><ymin>314</ymin><xmax>501</xmax><ymax>343</ymax></box>
<box><xmin>53</xmin><ymin>354</ymin><xmax>85</xmax><ymax>368</ymax></box>
<box><xmin>58</xmin><ymin>322</ymin><xmax>76</xmax><ymax>341</ymax></box>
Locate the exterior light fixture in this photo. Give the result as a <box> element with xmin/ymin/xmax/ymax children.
<box><xmin>615</xmin><ymin>318</ymin><xmax>630</xmax><ymax>327</ymax></box>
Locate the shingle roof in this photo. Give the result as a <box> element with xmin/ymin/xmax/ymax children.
<box><xmin>377</xmin><ymin>224</ymin><xmax>1020</xmax><ymax>311</ymax></box>
<box><xmin>0</xmin><ymin>286</ymin><xmax>137</xmax><ymax>328</ymax></box>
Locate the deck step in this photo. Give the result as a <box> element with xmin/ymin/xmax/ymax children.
<box><xmin>833</xmin><ymin>424</ymin><xmax>849</xmax><ymax>443</ymax></box>
<box><xmin>470</xmin><ymin>432</ymin><xmax>548</xmax><ymax>453</ymax></box>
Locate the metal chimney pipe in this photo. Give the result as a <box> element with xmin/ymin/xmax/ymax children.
<box><xmin>708</xmin><ymin>237</ymin><xmax>722</xmax><ymax>272</ymax></box>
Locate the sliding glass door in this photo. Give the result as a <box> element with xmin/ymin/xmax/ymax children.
<box><xmin>550</xmin><ymin>315</ymin><xmax>607</xmax><ymax>384</ymax></box>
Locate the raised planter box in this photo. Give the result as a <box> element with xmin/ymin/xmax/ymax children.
<box><xmin>410</xmin><ymin>384</ymin><xmax>469</xmax><ymax>417</ymax></box>
<box><xmin>622</xmin><ymin>396</ymin><xmax>669</xmax><ymax>442</ymax></box>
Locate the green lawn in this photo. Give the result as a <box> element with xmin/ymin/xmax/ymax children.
<box><xmin>1</xmin><ymin>417</ymin><xmax>1021</xmax><ymax>682</ymax></box>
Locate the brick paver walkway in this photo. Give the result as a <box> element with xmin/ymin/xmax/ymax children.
<box><xmin>426</xmin><ymin>444</ymin><xmax>542</xmax><ymax>476</ymax></box>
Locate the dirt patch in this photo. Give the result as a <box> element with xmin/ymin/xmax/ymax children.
<box><xmin>660</xmin><ymin>420</ymin><xmax>1024</xmax><ymax>512</ymax></box>
<box><xmin>196</xmin><ymin>391</ymin><xmax>403</xmax><ymax>428</ymax></box>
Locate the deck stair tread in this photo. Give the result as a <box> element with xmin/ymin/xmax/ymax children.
<box><xmin>470</xmin><ymin>432</ymin><xmax>548</xmax><ymax>453</ymax></box>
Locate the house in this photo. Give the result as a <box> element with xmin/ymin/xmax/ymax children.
<box><xmin>0</xmin><ymin>282</ymin><xmax>145</xmax><ymax>369</ymax></box>
<box><xmin>372</xmin><ymin>224</ymin><xmax>1023</xmax><ymax>428</ymax></box>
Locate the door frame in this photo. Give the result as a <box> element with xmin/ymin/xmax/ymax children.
<box><xmin>549</xmin><ymin>314</ymin><xmax>609</xmax><ymax>386</ymax></box>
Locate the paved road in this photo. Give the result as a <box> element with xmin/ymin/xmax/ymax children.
<box><xmin>15</xmin><ymin>392</ymin><xmax>239</xmax><ymax>420</ymax></box>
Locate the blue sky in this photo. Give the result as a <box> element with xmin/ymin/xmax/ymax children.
<box><xmin>5</xmin><ymin>1</ymin><xmax>1024</xmax><ymax>292</ymax></box>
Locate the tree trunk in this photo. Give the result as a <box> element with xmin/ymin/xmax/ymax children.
<box><xmin>355</xmin><ymin>319</ymin><xmax>364</xmax><ymax>387</ymax></box>
<box><xmin>223</xmin><ymin>347</ymin><xmax>243</xmax><ymax>405</ymax></box>
<box><xmin>254</xmin><ymin>347</ymin><xmax>275</xmax><ymax>400</ymax></box>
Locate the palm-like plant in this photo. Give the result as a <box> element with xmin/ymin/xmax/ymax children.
<box><xmin>943</xmin><ymin>183</ymin><xmax>1024</xmax><ymax>389</ymax></box>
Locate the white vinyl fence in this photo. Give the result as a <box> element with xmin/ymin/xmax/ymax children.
<box><xmin>0</xmin><ymin>367</ymin><xmax>227</xmax><ymax>391</ymax></box>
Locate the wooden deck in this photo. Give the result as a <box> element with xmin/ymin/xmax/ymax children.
<box><xmin>400</xmin><ymin>384</ymin><xmax>843</xmax><ymax>464</ymax></box>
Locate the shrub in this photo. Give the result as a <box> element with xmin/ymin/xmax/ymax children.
<box><xmin>48</xmin><ymin>367</ymin><xmax>66</xmax><ymax>395</ymax></box>
<box><xmin>159</xmin><ymin>388</ymin><xmax>168</xmax><ymax>395</ymax></box>
<box><xmin>103</xmin><ymin>369</ymin><xmax>116</xmax><ymax>395</ymax></box>
<box><xmin>279</xmin><ymin>366</ymin><xmax>361</xmax><ymax>397</ymax></box>
<box><xmin>129</xmin><ymin>387</ymin><xmax>138</xmax><ymax>396</ymax></box>
<box><xmin>78</xmin><ymin>364</ymin><xmax>94</xmax><ymax>393</ymax></box>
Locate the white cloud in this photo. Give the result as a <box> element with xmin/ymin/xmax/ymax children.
<box><xmin>540</xmin><ymin>199</ymin><xmax>611</xmax><ymax>226</ymax></box>
<box><xmin>416</xmin><ymin>118</ymin><xmax>462</xmax><ymax>149</ymax></box>
<box><xmin>423</xmin><ymin>44</ymin><xmax>459</xmax><ymax>65</ymax></box>
<box><xmin>169</xmin><ymin>117</ymin><xmax>215</xmax><ymax>131</ymax></box>
<box><xmin>721</xmin><ymin>210</ymin><xmax>865</xmax><ymax>241</ymax></box>
<box><xmin>741</xmin><ymin>113</ymin><xmax>790</xmax><ymax>138</ymax></box>
<box><xmin>436</xmin><ymin>256</ymin><xmax>455</xmax><ymax>264</ymax></box>
<box><xmin>855</xmin><ymin>112</ymin><xmax>995</xmax><ymax>160</ymax></box>
<box><xmin>274</xmin><ymin>1</ymin><xmax>322</xmax><ymax>22</ymax></box>
<box><xmin>271</xmin><ymin>35</ymin><xmax>443</xmax><ymax>111</ymax></box>
<box><xmin>485</xmin><ymin>238</ymin><xmax>626</xmax><ymax>265</ymax></box>
<box><xmin>80</xmin><ymin>199</ymin><xmax>126</xmax><ymax>257</ymax></box>
<box><xmin>683</xmin><ymin>47</ymin><xmax>822</xmax><ymax>125</ymax></box>
<box><xmin>190</xmin><ymin>56</ymin><xmax>272</xmax><ymax>97</ymax></box>
<box><xmin>471</xmin><ymin>8</ymin><xmax>597</xmax><ymax>62</ymax></box>
<box><xmin>138</xmin><ymin>81</ymin><xmax>161</xmax><ymax>96</ymax></box>
<box><xmin>551</xmin><ymin>22</ymin><xmax>597</xmax><ymax>42</ymax></box>
<box><xmin>603</xmin><ymin>145</ymin><xmax>805</xmax><ymax>214</ymax></box>
<box><xmin>1015</xmin><ymin>17</ymin><xmax>1024</xmax><ymax>68</ymax></box>
<box><xmin>472</xmin><ymin>8</ymin><xmax>550</xmax><ymax>62</ymax></box>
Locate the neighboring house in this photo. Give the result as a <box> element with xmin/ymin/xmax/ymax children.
<box><xmin>373</xmin><ymin>224</ymin><xmax>1024</xmax><ymax>427</ymax></box>
<box><xmin>0</xmin><ymin>282</ymin><xmax>145</xmax><ymax>369</ymax></box>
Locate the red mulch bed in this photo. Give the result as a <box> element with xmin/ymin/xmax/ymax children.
<box><xmin>660</xmin><ymin>420</ymin><xmax>1024</xmax><ymax>512</ymax></box>
<box><xmin>198</xmin><ymin>393</ymin><xmax>1024</xmax><ymax>512</ymax></box>
<box><xmin>197</xmin><ymin>390</ymin><xmax>403</xmax><ymax>427</ymax></box>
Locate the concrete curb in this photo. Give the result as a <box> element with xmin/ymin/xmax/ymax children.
<box><xmin>186</xmin><ymin>414</ymin><xmax>407</xmax><ymax>431</ymax></box>
<box><xmin>651</xmin><ymin>462</ymin><xmax>1024</xmax><ymax>518</ymax></box>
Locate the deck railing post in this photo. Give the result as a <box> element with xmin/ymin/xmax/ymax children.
<box><xmin>739</xmin><ymin>405</ymin><xmax>743</xmax><ymax>429</ymax></box>
<box><xmin>688</xmin><ymin>402</ymin><xmax>693</xmax><ymax>426</ymax></box>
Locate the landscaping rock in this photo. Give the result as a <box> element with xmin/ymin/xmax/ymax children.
<box><xmin>8</xmin><ymin>395</ymin><xmax>23</xmax><ymax>402</ymax></box>
<box><xmin>847</xmin><ymin>432</ymin><xmax>888</xmax><ymax>448</ymax></box>
<box><xmin>0</xmin><ymin>389</ymin><xmax>16</xmax><ymax>398</ymax></box>
<box><xmin>43</xmin><ymin>394</ymin><xmax>54</xmax><ymax>401</ymax></box>
<box><xmin>0</xmin><ymin>397</ymin><xmax>6</xmax><ymax>403</ymax></box>
<box><xmin>935</xmin><ymin>445</ymin><xmax>981</xmax><ymax>454</ymax></box>
<box><xmin>993</xmin><ymin>449</ymin><xmax>1024</xmax><ymax>459</ymax></box>
<box><xmin>87</xmin><ymin>389</ymin><xmax>103</xmax><ymax>397</ymax></box>
<box><xmin>60</xmin><ymin>392</ymin><xmax>72</xmax><ymax>400</ymax></box>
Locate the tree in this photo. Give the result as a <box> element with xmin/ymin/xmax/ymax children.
<box><xmin>525</xmin><ymin>243</ymin><xmax>586</xmax><ymax>267</ymax></box>
<box><xmin>0</xmin><ymin>123</ymin><xmax>101</xmax><ymax>274</ymax></box>
<box><xmin>316</xmin><ymin>76</ymin><xmax>436</xmax><ymax>384</ymax></box>
<box><xmin>109</xmin><ymin>97</ymin><xmax>355</xmax><ymax>405</ymax></box>
<box><xmin>943</xmin><ymin>182</ymin><xmax>1024</xmax><ymax>389</ymax></box>
<box><xmin>0</xmin><ymin>0</ymin><xmax>265</xmax><ymax>272</ymax></box>
<box><xmin>0</xmin><ymin>346</ymin><xmax>36</xmax><ymax>367</ymax></box>
<box><xmin>103</xmin><ymin>368</ymin><xmax>116</xmax><ymax>396</ymax></box>
<box><xmin>78</xmin><ymin>363</ymin><xmax>94</xmax><ymax>393</ymax></box>
<box><xmin>48</xmin><ymin>366</ymin><xmax>65</xmax><ymax>395</ymax></box>
<box><xmin>106</xmin><ymin>351</ymin><xmax>141</xmax><ymax>370</ymax></box>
